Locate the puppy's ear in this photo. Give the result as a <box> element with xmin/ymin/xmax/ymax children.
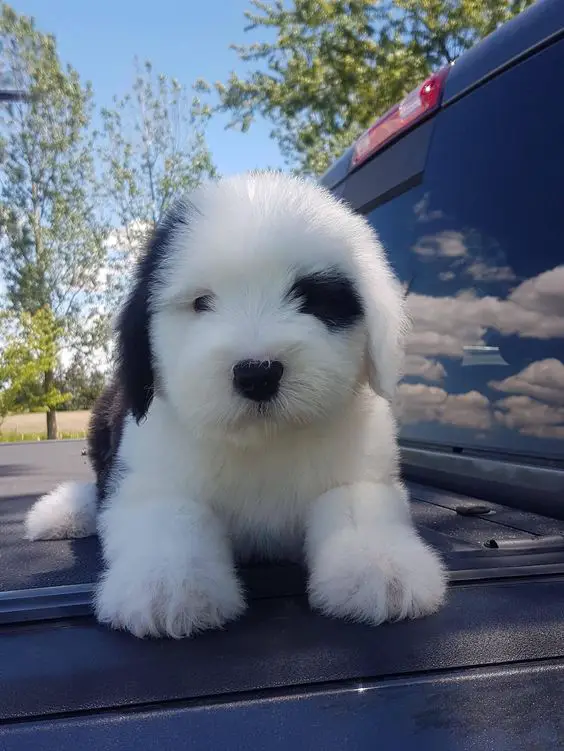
<box><xmin>356</xmin><ymin>244</ymin><xmax>410</xmax><ymax>402</ymax></box>
<box><xmin>116</xmin><ymin>263</ymin><xmax>154</xmax><ymax>424</ymax></box>
<box><xmin>116</xmin><ymin>201</ymin><xmax>191</xmax><ymax>423</ymax></box>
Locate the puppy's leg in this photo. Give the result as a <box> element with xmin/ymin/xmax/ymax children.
<box><xmin>95</xmin><ymin>478</ymin><xmax>245</xmax><ymax>639</ymax></box>
<box><xmin>25</xmin><ymin>482</ymin><xmax>97</xmax><ymax>540</ymax></box>
<box><xmin>305</xmin><ymin>481</ymin><xmax>446</xmax><ymax>625</ymax></box>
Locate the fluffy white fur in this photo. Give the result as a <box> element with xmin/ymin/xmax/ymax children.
<box><xmin>25</xmin><ymin>172</ymin><xmax>447</xmax><ymax>638</ymax></box>
<box><xmin>25</xmin><ymin>481</ymin><xmax>97</xmax><ymax>541</ymax></box>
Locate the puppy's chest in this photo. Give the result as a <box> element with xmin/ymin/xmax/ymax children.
<box><xmin>194</xmin><ymin>446</ymin><xmax>346</xmax><ymax>546</ymax></box>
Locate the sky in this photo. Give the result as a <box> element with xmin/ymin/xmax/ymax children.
<box><xmin>11</xmin><ymin>0</ymin><xmax>285</xmax><ymax>175</ymax></box>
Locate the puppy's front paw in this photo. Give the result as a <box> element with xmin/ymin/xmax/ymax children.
<box><xmin>95</xmin><ymin>558</ymin><xmax>246</xmax><ymax>639</ymax></box>
<box><xmin>308</xmin><ymin>529</ymin><xmax>447</xmax><ymax>625</ymax></box>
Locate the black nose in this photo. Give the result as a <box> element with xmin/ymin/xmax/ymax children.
<box><xmin>232</xmin><ymin>359</ymin><xmax>284</xmax><ymax>402</ymax></box>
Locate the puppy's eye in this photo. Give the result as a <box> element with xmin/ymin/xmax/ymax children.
<box><xmin>193</xmin><ymin>294</ymin><xmax>214</xmax><ymax>313</ymax></box>
<box><xmin>289</xmin><ymin>270</ymin><xmax>363</xmax><ymax>331</ymax></box>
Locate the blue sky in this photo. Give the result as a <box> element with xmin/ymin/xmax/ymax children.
<box><xmin>12</xmin><ymin>0</ymin><xmax>285</xmax><ymax>175</ymax></box>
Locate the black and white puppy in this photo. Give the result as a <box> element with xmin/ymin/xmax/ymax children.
<box><xmin>25</xmin><ymin>172</ymin><xmax>446</xmax><ymax>638</ymax></box>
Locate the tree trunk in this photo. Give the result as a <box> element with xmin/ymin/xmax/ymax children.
<box><xmin>46</xmin><ymin>409</ymin><xmax>57</xmax><ymax>440</ymax></box>
<box><xmin>44</xmin><ymin>369</ymin><xmax>58</xmax><ymax>440</ymax></box>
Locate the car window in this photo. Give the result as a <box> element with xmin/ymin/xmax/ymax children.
<box><xmin>364</xmin><ymin>39</ymin><xmax>564</xmax><ymax>461</ymax></box>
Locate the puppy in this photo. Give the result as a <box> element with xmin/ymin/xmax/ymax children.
<box><xmin>25</xmin><ymin>172</ymin><xmax>446</xmax><ymax>638</ymax></box>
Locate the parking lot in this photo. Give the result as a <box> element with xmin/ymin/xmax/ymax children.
<box><xmin>0</xmin><ymin>440</ymin><xmax>98</xmax><ymax>592</ymax></box>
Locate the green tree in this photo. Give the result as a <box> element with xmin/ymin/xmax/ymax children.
<box><xmin>99</xmin><ymin>59</ymin><xmax>217</xmax><ymax>305</ymax></box>
<box><xmin>55</xmin><ymin>358</ymin><xmax>106</xmax><ymax>411</ymax></box>
<box><xmin>207</xmin><ymin>0</ymin><xmax>534</xmax><ymax>175</ymax></box>
<box><xmin>0</xmin><ymin>307</ymin><xmax>70</xmax><ymax>425</ymax></box>
<box><xmin>0</xmin><ymin>3</ymin><xmax>107</xmax><ymax>438</ymax></box>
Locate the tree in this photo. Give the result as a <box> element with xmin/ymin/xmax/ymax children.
<box><xmin>0</xmin><ymin>4</ymin><xmax>107</xmax><ymax>438</ymax></box>
<box><xmin>98</xmin><ymin>59</ymin><xmax>217</xmax><ymax>306</ymax></box>
<box><xmin>206</xmin><ymin>0</ymin><xmax>535</xmax><ymax>175</ymax></box>
<box><xmin>55</xmin><ymin>358</ymin><xmax>106</xmax><ymax>411</ymax></box>
<box><xmin>0</xmin><ymin>306</ymin><xmax>70</xmax><ymax>425</ymax></box>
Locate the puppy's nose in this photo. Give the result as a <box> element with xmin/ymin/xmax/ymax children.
<box><xmin>232</xmin><ymin>359</ymin><xmax>284</xmax><ymax>402</ymax></box>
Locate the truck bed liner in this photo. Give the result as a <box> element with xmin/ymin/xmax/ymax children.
<box><xmin>2</xmin><ymin>440</ymin><xmax>564</xmax><ymax>593</ymax></box>
<box><xmin>1</xmin><ymin>440</ymin><xmax>564</xmax><ymax>747</ymax></box>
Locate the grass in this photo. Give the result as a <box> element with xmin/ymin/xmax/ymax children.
<box><xmin>0</xmin><ymin>430</ymin><xmax>87</xmax><ymax>443</ymax></box>
<box><xmin>0</xmin><ymin>410</ymin><xmax>90</xmax><ymax>442</ymax></box>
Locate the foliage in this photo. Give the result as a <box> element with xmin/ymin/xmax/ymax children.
<box><xmin>56</xmin><ymin>358</ymin><xmax>106</xmax><ymax>411</ymax></box>
<box><xmin>0</xmin><ymin>306</ymin><xmax>70</xmax><ymax>423</ymax></box>
<box><xmin>206</xmin><ymin>0</ymin><xmax>535</xmax><ymax>174</ymax></box>
<box><xmin>0</xmin><ymin>3</ymin><xmax>108</xmax><ymax>436</ymax></box>
<box><xmin>98</xmin><ymin>59</ymin><xmax>218</xmax><ymax>305</ymax></box>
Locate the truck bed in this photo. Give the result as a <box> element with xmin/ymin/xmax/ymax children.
<box><xmin>1</xmin><ymin>440</ymin><xmax>564</xmax><ymax>749</ymax></box>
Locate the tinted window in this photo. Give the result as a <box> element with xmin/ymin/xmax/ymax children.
<box><xmin>364</xmin><ymin>39</ymin><xmax>564</xmax><ymax>461</ymax></box>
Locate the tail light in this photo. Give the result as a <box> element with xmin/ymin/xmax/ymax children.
<box><xmin>351</xmin><ymin>65</ymin><xmax>452</xmax><ymax>169</ymax></box>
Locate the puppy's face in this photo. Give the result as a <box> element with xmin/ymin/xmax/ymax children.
<box><xmin>117</xmin><ymin>173</ymin><xmax>407</xmax><ymax>440</ymax></box>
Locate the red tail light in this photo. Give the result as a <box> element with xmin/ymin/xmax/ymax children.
<box><xmin>351</xmin><ymin>65</ymin><xmax>452</xmax><ymax>169</ymax></box>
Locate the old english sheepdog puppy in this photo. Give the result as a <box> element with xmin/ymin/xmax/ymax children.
<box><xmin>25</xmin><ymin>171</ymin><xmax>446</xmax><ymax>638</ymax></box>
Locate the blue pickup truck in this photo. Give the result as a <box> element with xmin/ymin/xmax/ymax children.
<box><xmin>1</xmin><ymin>1</ymin><xmax>563</xmax><ymax>747</ymax></box>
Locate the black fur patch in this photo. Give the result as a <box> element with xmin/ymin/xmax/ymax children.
<box><xmin>87</xmin><ymin>201</ymin><xmax>196</xmax><ymax>500</ymax></box>
<box><xmin>87</xmin><ymin>379</ymin><xmax>127</xmax><ymax>502</ymax></box>
<box><xmin>116</xmin><ymin>200</ymin><xmax>194</xmax><ymax>423</ymax></box>
<box><xmin>289</xmin><ymin>268</ymin><xmax>364</xmax><ymax>331</ymax></box>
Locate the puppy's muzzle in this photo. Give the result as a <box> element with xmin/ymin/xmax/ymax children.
<box><xmin>232</xmin><ymin>359</ymin><xmax>284</xmax><ymax>402</ymax></box>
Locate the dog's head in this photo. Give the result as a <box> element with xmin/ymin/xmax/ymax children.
<box><xmin>116</xmin><ymin>172</ymin><xmax>408</xmax><ymax>440</ymax></box>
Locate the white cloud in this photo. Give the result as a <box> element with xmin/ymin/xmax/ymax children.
<box><xmin>397</xmin><ymin>383</ymin><xmax>492</xmax><ymax>430</ymax></box>
<box><xmin>411</xmin><ymin>227</ymin><xmax>519</xmax><ymax>284</ymax></box>
<box><xmin>397</xmin><ymin>383</ymin><xmax>446</xmax><ymax>424</ymax></box>
<box><xmin>397</xmin><ymin>359</ymin><xmax>564</xmax><ymax>439</ymax></box>
<box><xmin>494</xmin><ymin>395</ymin><xmax>564</xmax><ymax>438</ymax></box>
<box><xmin>406</xmin><ymin>292</ymin><xmax>487</xmax><ymax>357</ymax></box>
<box><xmin>490</xmin><ymin>358</ymin><xmax>564</xmax><ymax>405</ymax></box>
<box><xmin>464</xmin><ymin>261</ymin><xmax>516</xmax><ymax>282</ymax></box>
<box><xmin>509</xmin><ymin>265</ymin><xmax>564</xmax><ymax>317</ymax></box>
<box><xmin>405</xmin><ymin>266</ymin><xmax>564</xmax><ymax>359</ymax></box>
<box><xmin>412</xmin><ymin>231</ymin><xmax>467</xmax><ymax>258</ymax></box>
<box><xmin>413</xmin><ymin>194</ymin><xmax>444</xmax><ymax>223</ymax></box>
<box><xmin>406</xmin><ymin>331</ymin><xmax>466</xmax><ymax>358</ymax></box>
<box><xmin>403</xmin><ymin>354</ymin><xmax>446</xmax><ymax>382</ymax></box>
<box><xmin>441</xmin><ymin>390</ymin><xmax>492</xmax><ymax>429</ymax></box>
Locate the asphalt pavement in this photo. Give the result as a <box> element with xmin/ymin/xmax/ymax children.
<box><xmin>0</xmin><ymin>440</ymin><xmax>100</xmax><ymax>592</ymax></box>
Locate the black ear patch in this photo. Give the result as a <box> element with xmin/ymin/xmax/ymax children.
<box><xmin>116</xmin><ymin>200</ymin><xmax>193</xmax><ymax>423</ymax></box>
<box><xmin>289</xmin><ymin>268</ymin><xmax>364</xmax><ymax>331</ymax></box>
